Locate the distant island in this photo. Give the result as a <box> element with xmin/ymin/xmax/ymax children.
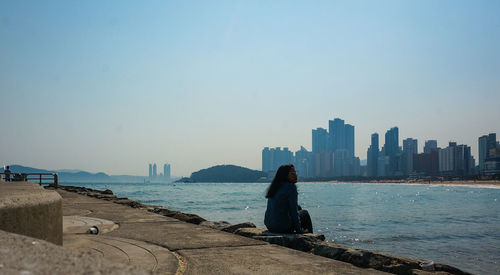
<box><xmin>177</xmin><ymin>165</ymin><xmax>267</xmax><ymax>183</ymax></box>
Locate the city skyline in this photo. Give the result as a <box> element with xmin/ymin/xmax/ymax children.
<box><xmin>1</xmin><ymin>1</ymin><xmax>499</xmax><ymax>176</ymax></box>
<box><xmin>263</xmin><ymin>116</ymin><xmax>498</xmax><ymax>178</ymax></box>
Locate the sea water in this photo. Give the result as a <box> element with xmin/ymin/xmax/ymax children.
<box><xmin>67</xmin><ymin>182</ymin><xmax>500</xmax><ymax>274</ymax></box>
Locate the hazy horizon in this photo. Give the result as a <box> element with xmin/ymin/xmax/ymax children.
<box><xmin>2</xmin><ymin>1</ymin><xmax>499</xmax><ymax>176</ymax></box>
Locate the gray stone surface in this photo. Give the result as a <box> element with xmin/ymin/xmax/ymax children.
<box><xmin>63</xmin><ymin>215</ymin><xmax>119</xmax><ymax>234</ymax></box>
<box><xmin>0</xmin><ymin>230</ymin><xmax>151</xmax><ymax>275</ymax></box>
<box><xmin>58</xmin><ymin>190</ymin><xmax>177</xmax><ymax>223</ymax></box>
<box><xmin>107</xmin><ymin>221</ymin><xmax>266</xmax><ymax>251</ymax></box>
<box><xmin>178</xmin><ymin>244</ymin><xmax>388</xmax><ymax>275</ymax></box>
<box><xmin>0</xmin><ymin>181</ymin><xmax>62</xmax><ymax>245</ymax></box>
<box><xmin>64</xmin><ymin>234</ymin><xmax>179</xmax><ymax>274</ymax></box>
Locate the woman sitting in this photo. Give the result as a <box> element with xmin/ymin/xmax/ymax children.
<box><xmin>264</xmin><ymin>164</ymin><xmax>313</xmax><ymax>234</ymax></box>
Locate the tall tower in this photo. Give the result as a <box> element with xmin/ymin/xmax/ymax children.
<box><xmin>262</xmin><ymin>147</ymin><xmax>272</xmax><ymax>172</ymax></box>
<box><xmin>403</xmin><ymin>138</ymin><xmax>418</xmax><ymax>174</ymax></box>
<box><xmin>163</xmin><ymin>163</ymin><xmax>171</xmax><ymax>179</ymax></box>
<box><xmin>384</xmin><ymin>127</ymin><xmax>399</xmax><ymax>175</ymax></box>
<box><xmin>312</xmin><ymin>128</ymin><xmax>328</xmax><ymax>153</ymax></box>
<box><xmin>367</xmin><ymin>133</ymin><xmax>379</xmax><ymax>177</ymax></box>
<box><xmin>345</xmin><ymin>124</ymin><xmax>355</xmax><ymax>157</ymax></box>
<box><xmin>479</xmin><ymin>133</ymin><xmax>497</xmax><ymax>172</ymax></box>
<box><xmin>384</xmin><ymin>127</ymin><xmax>399</xmax><ymax>157</ymax></box>
<box><xmin>331</xmin><ymin>118</ymin><xmax>345</xmax><ymax>152</ymax></box>
<box><xmin>424</xmin><ymin>140</ymin><xmax>438</xmax><ymax>153</ymax></box>
<box><xmin>153</xmin><ymin>163</ymin><xmax>157</xmax><ymax>178</ymax></box>
<box><xmin>148</xmin><ymin>164</ymin><xmax>152</xmax><ymax>179</ymax></box>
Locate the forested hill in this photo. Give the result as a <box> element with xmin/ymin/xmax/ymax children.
<box><xmin>189</xmin><ymin>165</ymin><xmax>267</xmax><ymax>182</ymax></box>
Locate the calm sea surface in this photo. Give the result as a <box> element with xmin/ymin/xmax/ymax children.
<box><xmin>67</xmin><ymin>182</ymin><xmax>499</xmax><ymax>274</ymax></box>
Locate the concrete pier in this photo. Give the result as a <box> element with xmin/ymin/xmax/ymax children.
<box><xmin>57</xmin><ymin>189</ymin><xmax>387</xmax><ymax>274</ymax></box>
<box><xmin>0</xmin><ymin>181</ymin><xmax>62</xmax><ymax>245</ymax></box>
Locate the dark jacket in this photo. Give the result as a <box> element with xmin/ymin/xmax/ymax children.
<box><xmin>264</xmin><ymin>181</ymin><xmax>303</xmax><ymax>233</ymax></box>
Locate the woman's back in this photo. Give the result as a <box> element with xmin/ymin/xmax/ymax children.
<box><xmin>264</xmin><ymin>182</ymin><xmax>301</xmax><ymax>233</ymax></box>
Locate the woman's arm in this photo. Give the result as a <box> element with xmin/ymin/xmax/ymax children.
<box><xmin>287</xmin><ymin>185</ymin><xmax>304</xmax><ymax>234</ymax></box>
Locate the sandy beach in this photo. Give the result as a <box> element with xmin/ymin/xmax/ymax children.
<box><xmin>303</xmin><ymin>180</ymin><xmax>500</xmax><ymax>187</ymax></box>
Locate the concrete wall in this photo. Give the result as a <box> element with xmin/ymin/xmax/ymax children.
<box><xmin>0</xmin><ymin>181</ymin><xmax>62</xmax><ymax>245</ymax></box>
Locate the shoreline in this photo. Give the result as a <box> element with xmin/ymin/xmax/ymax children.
<box><xmin>311</xmin><ymin>180</ymin><xmax>500</xmax><ymax>188</ymax></box>
<box><xmin>51</xmin><ymin>184</ymin><xmax>473</xmax><ymax>275</ymax></box>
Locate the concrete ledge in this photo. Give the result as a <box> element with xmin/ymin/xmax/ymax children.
<box><xmin>0</xmin><ymin>181</ymin><xmax>63</xmax><ymax>245</ymax></box>
<box><xmin>234</xmin><ymin>227</ymin><xmax>472</xmax><ymax>275</ymax></box>
<box><xmin>0</xmin><ymin>230</ymin><xmax>150</xmax><ymax>274</ymax></box>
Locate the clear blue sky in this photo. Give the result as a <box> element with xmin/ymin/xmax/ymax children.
<box><xmin>1</xmin><ymin>1</ymin><xmax>499</xmax><ymax>176</ymax></box>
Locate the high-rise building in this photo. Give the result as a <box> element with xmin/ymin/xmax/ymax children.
<box><xmin>413</xmin><ymin>151</ymin><xmax>439</xmax><ymax>176</ymax></box>
<box><xmin>261</xmin><ymin>147</ymin><xmax>293</xmax><ymax>173</ymax></box>
<box><xmin>371</xmin><ymin>133</ymin><xmax>379</xmax><ymax>150</ymax></box>
<box><xmin>312</xmin><ymin>128</ymin><xmax>328</xmax><ymax>153</ymax></box>
<box><xmin>163</xmin><ymin>163</ymin><xmax>171</xmax><ymax>179</ymax></box>
<box><xmin>148</xmin><ymin>164</ymin><xmax>152</xmax><ymax>179</ymax></box>
<box><xmin>313</xmin><ymin>151</ymin><xmax>334</xmax><ymax>177</ymax></box>
<box><xmin>424</xmin><ymin>140</ymin><xmax>438</xmax><ymax>153</ymax></box>
<box><xmin>367</xmin><ymin>133</ymin><xmax>379</xmax><ymax>177</ymax></box>
<box><xmin>294</xmin><ymin>146</ymin><xmax>312</xmax><ymax>178</ymax></box>
<box><xmin>377</xmin><ymin>155</ymin><xmax>390</xmax><ymax>177</ymax></box>
<box><xmin>478</xmin><ymin>136</ymin><xmax>487</xmax><ymax>172</ymax></box>
<box><xmin>262</xmin><ymin>147</ymin><xmax>272</xmax><ymax>172</ymax></box>
<box><xmin>327</xmin><ymin>118</ymin><xmax>357</xmax><ymax>176</ymax></box>
<box><xmin>345</xmin><ymin>124</ymin><xmax>355</xmax><ymax>157</ymax></box>
<box><xmin>403</xmin><ymin>138</ymin><xmax>418</xmax><ymax>174</ymax></box>
<box><xmin>439</xmin><ymin>142</ymin><xmax>472</xmax><ymax>176</ymax></box>
<box><xmin>484</xmin><ymin>146</ymin><xmax>500</xmax><ymax>176</ymax></box>
<box><xmin>384</xmin><ymin>127</ymin><xmax>399</xmax><ymax>157</ymax></box>
<box><xmin>330</xmin><ymin>118</ymin><xmax>346</xmax><ymax>152</ymax></box>
<box><xmin>153</xmin><ymin>163</ymin><xmax>157</xmax><ymax>178</ymax></box>
<box><xmin>479</xmin><ymin>133</ymin><xmax>497</xmax><ymax>173</ymax></box>
<box><xmin>384</xmin><ymin>127</ymin><xmax>400</xmax><ymax>175</ymax></box>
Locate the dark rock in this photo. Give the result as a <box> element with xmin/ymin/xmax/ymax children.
<box><xmin>235</xmin><ymin>227</ymin><xmax>473</xmax><ymax>275</ymax></box>
<box><xmin>221</xmin><ymin>222</ymin><xmax>256</xmax><ymax>233</ymax></box>
<box><xmin>312</xmin><ymin>242</ymin><xmax>348</xmax><ymax>260</ymax></box>
<box><xmin>233</xmin><ymin>227</ymin><xmax>325</xmax><ymax>253</ymax></box>
<box><xmin>234</xmin><ymin>227</ymin><xmax>268</xmax><ymax>238</ymax></box>
<box><xmin>410</xmin><ymin>270</ymin><xmax>453</xmax><ymax>275</ymax></box>
<box><xmin>153</xmin><ymin>208</ymin><xmax>206</xmax><ymax>225</ymax></box>
<box><xmin>312</xmin><ymin>242</ymin><xmax>454</xmax><ymax>275</ymax></box>
<box><xmin>253</xmin><ymin>233</ymin><xmax>324</xmax><ymax>252</ymax></box>
<box><xmin>433</xmin><ymin>263</ymin><xmax>472</xmax><ymax>275</ymax></box>
<box><xmin>102</xmin><ymin>189</ymin><xmax>114</xmax><ymax>195</ymax></box>
<box><xmin>200</xmin><ymin>221</ymin><xmax>232</xmax><ymax>230</ymax></box>
<box><xmin>115</xmin><ymin>199</ymin><xmax>142</xmax><ymax>208</ymax></box>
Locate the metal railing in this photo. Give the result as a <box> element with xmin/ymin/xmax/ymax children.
<box><xmin>0</xmin><ymin>172</ymin><xmax>58</xmax><ymax>187</ymax></box>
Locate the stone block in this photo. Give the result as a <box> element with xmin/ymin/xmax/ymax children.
<box><xmin>0</xmin><ymin>182</ymin><xmax>62</xmax><ymax>245</ymax></box>
<box><xmin>199</xmin><ymin>220</ymin><xmax>231</xmax><ymax>230</ymax></box>
<box><xmin>233</xmin><ymin>227</ymin><xmax>268</xmax><ymax>238</ymax></box>
<box><xmin>254</xmin><ymin>233</ymin><xmax>324</xmax><ymax>252</ymax></box>
<box><xmin>153</xmin><ymin>208</ymin><xmax>206</xmax><ymax>224</ymax></box>
<box><xmin>221</xmin><ymin>222</ymin><xmax>256</xmax><ymax>233</ymax></box>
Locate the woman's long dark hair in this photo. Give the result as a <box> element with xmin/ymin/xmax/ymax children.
<box><xmin>265</xmin><ymin>164</ymin><xmax>294</xmax><ymax>198</ymax></box>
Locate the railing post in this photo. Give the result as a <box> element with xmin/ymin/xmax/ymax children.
<box><xmin>40</xmin><ymin>174</ymin><xmax>42</xmax><ymax>185</ymax></box>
